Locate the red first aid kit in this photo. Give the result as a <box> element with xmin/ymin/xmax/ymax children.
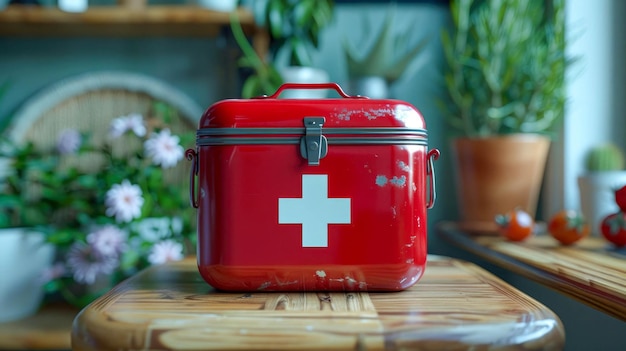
<box><xmin>187</xmin><ymin>83</ymin><xmax>439</xmax><ymax>292</ymax></box>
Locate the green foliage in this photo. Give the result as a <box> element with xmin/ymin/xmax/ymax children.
<box><xmin>231</xmin><ymin>0</ymin><xmax>334</xmax><ymax>97</ymax></box>
<box><xmin>0</xmin><ymin>142</ymin><xmax>70</xmax><ymax>228</ymax></box>
<box><xmin>343</xmin><ymin>9</ymin><xmax>429</xmax><ymax>84</ymax></box>
<box><xmin>585</xmin><ymin>144</ymin><xmax>626</xmax><ymax>172</ymax></box>
<box><xmin>263</xmin><ymin>0</ymin><xmax>334</xmax><ymax>67</ymax></box>
<box><xmin>440</xmin><ymin>0</ymin><xmax>573</xmax><ymax>137</ymax></box>
<box><xmin>0</xmin><ymin>81</ymin><xmax>10</xmax><ymax>131</ymax></box>
<box><xmin>230</xmin><ymin>12</ymin><xmax>283</xmax><ymax>98</ymax></box>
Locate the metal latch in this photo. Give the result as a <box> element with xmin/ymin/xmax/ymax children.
<box><xmin>300</xmin><ymin>117</ymin><xmax>328</xmax><ymax>166</ymax></box>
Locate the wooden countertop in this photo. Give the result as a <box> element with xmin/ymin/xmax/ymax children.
<box><xmin>0</xmin><ymin>303</ymin><xmax>78</xmax><ymax>350</ymax></box>
<box><xmin>72</xmin><ymin>255</ymin><xmax>564</xmax><ymax>351</ymax></box>
<box><xmin>437</xmin><ymin>221</ymin><xmax>626</xmax><ymax>322</ymax></box>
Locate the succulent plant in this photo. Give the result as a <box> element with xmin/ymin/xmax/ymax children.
<box><xmin>342</xmin><ymin>9</ymin><xmax>428</xmax><ymax>85</ymax></box>
<box><xmin>585</xmin><ymin>144</ymin><xmax>625</xmax><ymax>172</ymax></box>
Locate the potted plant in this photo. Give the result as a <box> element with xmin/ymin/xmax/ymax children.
<box><xmin>342</xmin><ymin>9</ymin><xmax>429</xmax><ymax>98</ymax></box>
<box><xmin>578</xmin><ymin>143</ymin><xmax>626</xmax><ymax>235</ymax></box>
<box><xmin>234</xmin><ymin>0</ymin><xmax>334</xmax><ymax>98</ymax></box>
<box><xmin>0</xmin><ymin>82</ymin><xmax>55</xmax><ymax>322</ymax></box>
<box><xmin>440</xmin><ymin>0</ymin><xmax>572</xmax><ymax>228</ymax></box>
<box><xmin>1</xmin><ymin>102</ymin><xmax>196</xmax><ymax>310</ymax></box>
<box><xmin>0</xmin><ymin>141</ymin><xmax>56</xmax><ymax>322</ymax></box>
<box><xmin>230</xmin><ymin>12</ymin><xmax>284</xmax><ymax>99</ymax></box>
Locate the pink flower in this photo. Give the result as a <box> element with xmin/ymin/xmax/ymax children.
<box><xmin>56</xmin><ymin>129</ymin><xmax>82</xmax><ymax>155</ymax></box>
<box><xmin>148</xmin><ymin>240</ymin><xmax>184</xmax><ymax>265</ymax></box>
<box><xmin>105</xmin><ymin>180</ymin><xmax>144</xmax><ymax>223</ymax></box>
<box><xmin>66</xmin><ymin>242</ymin><xmax>118</xmax><ymax>285</ymax></box>
<box><xmin>144</xmin><ymin>129</ymin><xmax>184</xmax><ymax>169</ymax></box>
<box><xmin>87</xmin><ymin>225</ymin><xmax>127</xmax><ymax>257</ymax></box>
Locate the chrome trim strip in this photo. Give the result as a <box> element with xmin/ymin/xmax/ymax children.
<box><xmin>197</xmin><ymin>127</ymin><xmax>427</xmax><ymax>137</ymax></box>
<box><xmin>196</xmin><ymin>136</ymin><xmax>428</xmax><ymax>146</ymax></box>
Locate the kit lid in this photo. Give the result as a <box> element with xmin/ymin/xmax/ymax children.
<box><xmin>198</xmin><ymin>83</ymin><xmax>426</xmax><ymax>130</ymax></box>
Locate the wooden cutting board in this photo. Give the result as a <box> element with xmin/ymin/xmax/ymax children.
<box><xmin>72</xmin><ymin>255</ymin><xmax>564</xmax><ymax>351</ymax></box>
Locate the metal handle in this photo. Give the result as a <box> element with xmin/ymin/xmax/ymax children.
<box><xmin>186</xmin><ymin>148</ymin><xmax>199</xmax><ymax>209</ymax></box>
<box><xmin>426</xmin><ymin>148</ymin><xmax>440</xmax><ymax>209</ymax></box>
<box><xmin>266</xmin><ymin>83</ymin><xmax>366</xmax><ymax>99</ymax></box>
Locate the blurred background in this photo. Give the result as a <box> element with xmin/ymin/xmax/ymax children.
<box><xmin>0</xmin><ymin>0</ymin><xmax>624</xmax><ymax>350</ymax></box>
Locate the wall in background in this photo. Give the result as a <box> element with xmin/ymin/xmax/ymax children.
<box><xmin>0</xmin><ymin>36</ymin><xmax>240</xmax><ymax>129</ymax></box>
<box><xmin>315</xmin><ymin>3</ymin><xmax>457</xmax><ymax>252</ymax></box>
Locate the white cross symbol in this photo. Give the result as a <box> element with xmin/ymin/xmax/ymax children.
<box><xmin>278</xmin><ymin>174</ymin><xmax>351</xmax><ymax>247</ymax></box>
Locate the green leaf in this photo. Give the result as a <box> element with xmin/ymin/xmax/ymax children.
<box><xmin>43</xmin><ymin>279</ymin><xmax>62</xmax><ymax>294</ymax></box>
<box><xmin>294</xmin><ymin>0</ymin><xmax>314</xmax><ymax>28</ymax></box>
<box><xmin>268</xmin><ymin>0</ymin><xmax>285</xmax><ymax>39</ymax></box>
<box><xmin>290</xmin><ymin>37</ymin><xmax>312</xmax><ymax>67</ymax></box>
<box><xmin>242</xmin><ymin>75</ymin><xmax>261</xmax><ymax>99</ymax></box>
<box><xmin>120</xmin><ymin>250</ymin><xmax>141</xmax><ymax>271</ymax></box>
<box><xmin>47</xmin><ymin>229</ymin><xmax>83</xmax><ymax>245</ymax></box>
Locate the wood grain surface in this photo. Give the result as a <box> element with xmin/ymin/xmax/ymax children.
<box><xmin>438</xmin><ymin>221</ymin><xmax>626</xmax><ymax>321</ymax></box>
<box><xmin>72</xmin><ymin>256</ymin><xmax>564</xmax><ymax>350</ymax></box>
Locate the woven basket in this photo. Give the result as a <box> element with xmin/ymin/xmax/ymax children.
<box><xmin>5</xmin><ymin>71</ymin><xmax>204</xmax><ymax>187</ymax></box>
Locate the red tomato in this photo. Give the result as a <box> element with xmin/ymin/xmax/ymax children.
<box><xmin>615</xmin><ymin>185</ymin><xmax>626</xmax><ymax>212</ymax></box>
<box><xmin>600</xmin><ymin>212</ymin><xmax>626</xmax><ymax>247</ymax></box>
<box><xmin>548</xmin><ymin>210</ymin><xmax>590</xmax><ymax>245</ymax></box>
<box><xmin>495</xmin><ymin>208</ymin><xmax>534</xmax><ymax>241</ymax></box>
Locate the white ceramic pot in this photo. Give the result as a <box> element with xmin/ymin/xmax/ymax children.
<box><xmin>279</xmin><ymin>66</ymin><xmax>330</xmax><ymax>99</ymax></box>
<box><xmin>347</xmin><ymin>76</ymin><xmax>389</xmax><ymax>99</ymax></box>
<box><xmin>197</xmin><ymin>0</ymin><xmax>238</xmax><ymax>12</ymax></box>
<box><xmin>578</xmin><ymin>171</ymin><xmax>626</xmax><ymax>235</ymax></box>
<box><xmin>0</xmin><ymin>228</ymin><xmax>54</xmax><ymax>322</ymax></box>
<box><xmin>58</xmin><ymin>0</ymin><xmax>88</xmax><ymax>13</ymax></box>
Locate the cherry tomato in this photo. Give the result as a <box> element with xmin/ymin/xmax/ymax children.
<box><xmin>614</xmin><ymin>185</ymin><xmax>626</xmax><ymax>212</ymax></box>
<box><xmin>548</xmin><ymin>210</ymin><xmax>590</xmax><ymax>245</ymax></box>
<box><xmin>494</xmin><ymin>208</ymin><xmax>534</xmax><ymax>241</ymax></box>
<box><xmin>600</xmin><ymin>212</ymin><xmax>626</xmax><ymax>247</ymax></box>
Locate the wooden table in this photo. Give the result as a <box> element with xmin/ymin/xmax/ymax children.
<box><xmin>437</xmin><ymin>222</ymin><xmax>626</xmax><ymax>322</ymax></box>
<box><xmin>72</xmin><ymin>256</ymin><xmax>564</xmax><ymax>350</ymax></box>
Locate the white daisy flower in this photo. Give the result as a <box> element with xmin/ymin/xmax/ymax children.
<box><xmin>144</xmin><ymin>129</ymin><xmax>184</xmax><ymax>169</ymax></box>
<box><xmin>105</xmin><ymin>180</ymin><xmax>144</xmax><ymax>223</ymax></box>
<box><xmin>109</xmin><ymin>113</ymin><xmax>146</xmax><ymax>139</ymax></box>
<box><xmin>87</xmin><ymin>225</ymin><xmax>127</xmax><ymax>257</ymax></box>
<box><xmin>147</xmin><ymin>240</ymin><xmax>184</xmax><ymax>265</ymax></box>
<box><xmin>56</xmin><ymin>129</ymin><xmax>82</xmax><ymax>155</ymax></box>
<box><xmin>66</xmin><ymin>242</ymin><xmax>119</xmax><ymax>285</ymax></box>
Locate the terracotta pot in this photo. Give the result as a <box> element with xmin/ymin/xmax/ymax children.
<box><xmin>451</xmin><ymin>134</ymin><xmax>551</xmax><ymax>229</ymax></box>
